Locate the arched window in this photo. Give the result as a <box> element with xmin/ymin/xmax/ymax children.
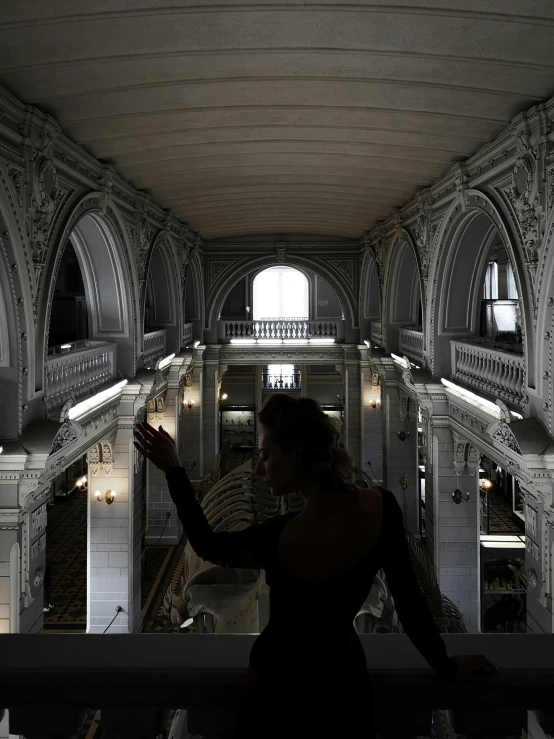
<box><xmin>252</xmin><ymin>267</ymin><xmax>309</xmax><ymax>320</ymax></box>
<box><xmin>506</xmin><ymin>261</ymin><xmax>518</xmax><ymax>300</ymax></box>
<box><xmin>483</xmin><ymin>261</ymin><xmax>498</xmax><ymax>300</ymax></box>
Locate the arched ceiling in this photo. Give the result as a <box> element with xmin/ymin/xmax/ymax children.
<box><xmin>1</xmin><ymin>1</ymin><xmax>553</xmax><ymax>240</ymax></box>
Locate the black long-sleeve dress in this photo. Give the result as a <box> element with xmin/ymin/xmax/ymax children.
<box><xmin>166</xmin><ymin>466</ymin><xmax>457</xmax><ymax>738</ymax></box>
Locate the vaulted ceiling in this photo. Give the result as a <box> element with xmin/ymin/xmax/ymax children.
<box><xmin>1</xmin><ymin>1</ymin><xmax>553</xmax><ymax>239</ymax></box>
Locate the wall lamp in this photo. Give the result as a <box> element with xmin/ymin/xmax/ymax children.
<box><xmin>184</xmin><ymin>398</ymin><xmax>195</xmax><ymax>409</ymax></box>
<box><xmin>370</xmin><ymin>398</ymin><xmax>380</xmax><ymax>409</ymax></box>
<box><xmin>452</xmin><ymin>489</ymin><xmax>470</xmax><ymax>504</ymax></box>
<box><xmin>75</xmin><ymin>476</ymin><xmax>88</xmax><ymax>492</ymax></box>
<box><xmin>480</xmin><ymin>479</ymin><xmax>493</xmax><ymax>491</ymax></box>
<box><xmin>220</xmin><ymin>393</ymin><xmax>228</xmax><ymax>401</ymax></box>
<box><xmin>95</xmin><ymin>489</ymin><xmax>116</xmax><ymax>505</ymax></box>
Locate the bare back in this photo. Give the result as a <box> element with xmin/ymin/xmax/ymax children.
<box><xmin>275</xmin><ymin>486</ymin><xmax>384</xmax><ymax>585</ymax></box>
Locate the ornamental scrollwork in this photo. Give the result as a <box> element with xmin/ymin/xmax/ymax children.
<box><xmin>490</xmin><ymin>422</ymin><xmax>522</xmax><ymax>454</ymax></box>
<box><xmin>504</xmin><ymin>152</ymin><xmax>541</xmax><ymax>252</ymax></box>
<box><xmin>49</xmin><ymin>420</ymin><xmax>81</xmax><ymax>455</ymax></box>
<box><xmin>29</xmin><ymin>155</ymin><xmax>65</xmax><ymax>279</ymax></box>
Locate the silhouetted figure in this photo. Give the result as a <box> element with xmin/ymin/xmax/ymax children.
<box><xmin>134</xmin><ymin>394</ymin><xmax>496</xmax><ymax>738</ymax></box>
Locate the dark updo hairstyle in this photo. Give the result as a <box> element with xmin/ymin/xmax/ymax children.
<box><xmin>257</xmin><ymin>393</ymin><xmax>356</xmax><ymax>497</ymax></box>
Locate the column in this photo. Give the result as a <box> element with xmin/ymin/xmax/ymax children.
<box><xmin>179</xmin><ymin>362</ymin><xmax>203</xmax><ymax>481</ymax></box>
<box><xmin>87</xmin><ymin>382</ymin><xmax>143</xmax><ymax>634</ymax></box>
<box><xmin>201</xmin><ymin>348</ymin><xmax>220</xmax><ymax>477</ymax></box>
<box><xmin>343</xmin><ymin>348</ymin><xmax>362</xmax><ymax>468</ymax></box>
<box><xmin>144</xmin><ymin>387</ymin><xmax>181</xmax><ymax>546</ymax></box>
<box><xmin>384</xmin><ymin>383</ymin><xmax>419</xmax><ymax>534</ymax></box>
<box><xmin>299</xmin><ymin>363</ymin><xmax>308</xmax><ymax>397</ymax></box>
<box><xmin>360</xmin><ymin>359</ymin><xmax>383</xmax><ymax>485</ymax></box>
<box><xmin>429</xmin><ymin>426</ymin><xmax>480</xmax><ymax>633</ymax></box>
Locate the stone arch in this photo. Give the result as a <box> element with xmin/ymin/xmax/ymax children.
<box><xmin>363</xmin><ymin>252</ymin><xmax>381</xmax><ymax>321</ymax></box>
<box><xmin>185</xmin><ymin>249</ymin><xmax>204</xmax><ymax>341</ymax></box>
<box><xmin>535</xmin><ymin>205</ymin><xmax>554</xmax><ymax>434</ymax></box>
<box><xmin>0</xmin><ymin>172</ymin><xmax>35</xmax><ymax>439</ymax></box>
<box><xmin>37</xmin><ymin>194</ymin><xmax>137</xmax><ymax>391</ymax></box>
<box><xmin>383</xmin><ymin>231</ymin><xmax>422</xmax><ymax>355</ymax></box>
<box><xmin>428</xmin><ymin>191</ymin><xmax>533</xmax><ymax>389</ymax></box>
<box><xmin>143</xmin><ymin>235</ymin><xmax>181</xmax><ymax>357</ymax></box>
<box><xmin>206</xmin><ymin>256</ymin><xmax>355</xmax><ymax>342</ymax></box>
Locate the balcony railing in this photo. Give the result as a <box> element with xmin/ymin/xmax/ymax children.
<box><xmin>45</xmin><ymin>340</ymin><xmax>117</xmax><ymax>411</ymax></box>
<box><xmin>143</xmin><ymin>329</ymin><xmax>166</xmax><ymax>368</ymax></box>
<box><xmin>451</xmin><ymin>340</ymin><xmax>525</xmax><ymax>407</ymax></box>
<box><xmin>399</xmin><ymin>327</ymin><xmax>424</xmax><ymax>364</ymax></box>
<box><xmin>262</xmin><ymin>369</ymin><xmax>301</xmax><ymax>391</ymax></box>
<box><xmin>219</xmin><ymin>320</ymin><xmax>344</xmax><ymax>341</ymax></box>
<box><xmin>182</xmin><ymin>322</ymin><xmax>194</xmax><ymax>347</ymax></box>
<box><xmin>370</xmin><ymin>320</ymin><xmax>383</xmax><ymax>347</ymax></box>
<box><xmin>1</xmin><ymin>634</ymin><xmax>553</xmax><ymax>739</ymax></box>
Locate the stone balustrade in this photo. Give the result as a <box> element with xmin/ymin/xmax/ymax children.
<box><xmin>371</xmin><ymin>320</ymin><xmax>383</xmax><ymax>346</ymax></box>
<box><xmin>143</xmin><ymin>329</ymin><xmax>166</xmax><ymax>368</ymax></box>
<box><xmin>451</xmin><ymin>340</ymin><xmax>525</xmax><ymax>407</ymax></box>
<box><xmin>0</xmin><ymin>634</ymin><xmax>553</xmax><ymax>739</ymax></box>
<box><xmin>45</xmin><ymin>340</ymin><xmax>117</xmax><ymax>411</ymax></box>
<box><xmin>182</xmin><ymin>322</ymin><xmax>194</xmax><ymax>347</ymax></box>
<box><xmin>218</xmin><ymin>319</ymin><xmax>344</xmax><ymax>341</ymax></box>
<box><xmin>399</xmin><ymin>327</ymin><xmax>424</xmax><ymax>364</ymax></box>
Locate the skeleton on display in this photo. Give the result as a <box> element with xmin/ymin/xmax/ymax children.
<box><xmin>163</xmin><ymin>454</ymin><xmax>465</xmax><ymax>636</ymax></box>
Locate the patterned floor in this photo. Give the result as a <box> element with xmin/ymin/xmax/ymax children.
<box><xmin>487</xmin><ymin>491</ymin><xmax>524</xmax><ymax>534</ymax></box>
<box><xmin>43</xmin><ymin>489</ymin><xmax>88</xmax><ymax>631</ymax></box>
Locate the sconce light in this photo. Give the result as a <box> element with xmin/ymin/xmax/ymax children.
<box><xmin>452</xmin><ymin>489</ymin><xmax>470</xmax><ymax>505</ymax></box>
<box><xmin>397</xmin><ymin>430</ymin><xmax>410</xmax><ymax>441</ymax></box>
<box><xmin>480</xmin><ymin>478</ymin><xmax>492</xmax><ymax>491</ymax></box>
<box><xmin>95</xmin><ymin>489</ymin><xmax>116</xmax><ymax>505</ymax></box>
<box><xmin>220</xmin><ymin>393</ymin><xmax>228</xmax><ymax>401</ymax></box>
<box><xmin>184</xmin><ymin>398</ymin><xmax>195</xmax><ymax>409</ymax></box>
<box><xmin>75</xmin><ymin>476</ymin><xmax>87</xmax><ymax>492</ymax></box>
<box><xmin>370</xmin><ymin>398</ymin><xmax>380</xmax><ymax>409</ymax></box>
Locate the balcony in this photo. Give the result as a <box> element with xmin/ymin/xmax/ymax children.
<box><xmin>262</xmin><ymin>367</ymin><xmax>301</xmax><ymax>391</ymax></box>
<box><xmin>399</xmin><ymin>327</ymin><xmax>424</xmax><ymax>365</ymax></box>
<box><xmin>370</xmin><ymin>320</ymin><xmax>384</xmax><ymax>347</ymax></box>
<box><xmin>45</xmin><ymin>340</ymin><xmax>117</xmax><ymax>412</ymax></box>
<box><xmin>182</xmin><ymin>322</ymin><xmax>194</xmax><ymax>347</ymax></box>
<box><xmin>143</xmin><ymin>329</ymin><xmax>166</xmax><ymax>368</ymax></box>
<box><xmin>451</xmin><ymin>340</ymin><xmax>525</xmax><ymax>408</ymax></box>
<box><xmin>0</xmin><ymin>634</ymin><xmax>553</xmax><ymax>738</ymax></box>
<box><xmin>218</xmin><ymin>319</ymin><xmax>345</xmax><ymax>342</ymax></box>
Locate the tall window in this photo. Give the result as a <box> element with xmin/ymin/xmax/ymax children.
<box><xmin>483</xmin><ymin>261</ymin><xmax>498</xmax><ymax>299</ymax></box>
<box><xmin>506</xmin><ymin>261</ymin><xmax>519</xmax><ymax>299</ymax></box>
<box><xmin>253</xmin><ymin>267</ymin><xmax>309</xmax><ymax>320</ymax></box>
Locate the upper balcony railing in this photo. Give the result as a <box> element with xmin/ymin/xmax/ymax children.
<box><xmin>399</xmin><ymin>326</ymin><xmax>424</xmax><ymax>365</ymax></box>
<box><xmin>45</xmin><ymin>340</ymin><xmax>117</xmax><ymax>411</ymax></box>
<box><xmin>262</xmin><ymin>368</ymin><xmax>301</xmax><ymax>391</ymax></box>
<box><xmin>1</xmin><ymin>634</ymin><xmax>553</xmax><ymax>739</ymax></box>
<box><xmin>451</xmin><ymin>339</ymin><xmax>525</xmax><ymax>408</ymax></box>
<box><xmin>370</xmin><ymin>320</ymin><xmax>383</xmax><ymax>347</ymax></box>
<box><xmin>143</xmin><ymin>329</ymin><xmax>166</xmax><ymax>368</ymax></box>
<box><xmin>218</xmin><ymin>319</ymin><xmax>345</xmax><ymax>342</ymax></box>
<box><xmin>182</xmin><ymin>322</ymin><xmax>194</xmax><ymax>347</ymax></box>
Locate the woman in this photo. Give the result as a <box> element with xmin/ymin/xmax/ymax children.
<box><xmin>134</xmin><ymin>394</ymin><xmax>496</xmax><ymax>738</ymax></box>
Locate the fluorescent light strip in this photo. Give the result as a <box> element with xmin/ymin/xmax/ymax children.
<box><xmin>157</xmin><ymin>353</ymin><xmax>175</xmax><ymax>370</ymax></box>
<box><xmin>68</xmin><ymin>380</ymin><xmax>128</xmax><ymax>420</ymax></box>
<box><xmin>481</xmin><ymin>541</ymin><xmax>526</xmax><ymax>549</ymax></box>
<box><xmin>441</xmin><ymin>378</ymin><xmax>501</xmax><ymax>417</ymax></box>
<box><xmin>391</xmin><ymin>352</ymin><xmax>409</xmax><ymax>368</ymax></box>
<box><xmin>230</xmin><ymin>338</ymin><xmax>335</xmax><ymax>345</ymax></box>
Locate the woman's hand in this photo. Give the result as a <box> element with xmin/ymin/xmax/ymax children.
<box><xmin>133</xmin><ymin>421</ymin><xmax>182</xmax><ymax>474</ymax></box>
<box><xmin>449</xmin><ymin>654</ymin><xmax>498</xmax><ymax>682</ymax></box>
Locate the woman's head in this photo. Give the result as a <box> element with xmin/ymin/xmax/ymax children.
<box><xmin>255</xmin><ymin>394</ymin><xmax>355</xmax><ymax>498</ymax></box>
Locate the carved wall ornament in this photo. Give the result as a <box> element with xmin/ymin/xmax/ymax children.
<box><xmin>7</xmin><ymin>165</ymin><xmax>23</xmax><ymax>208</ymax></box>
<box><xmin>466</xmin><ymin>445</ymin><xmax>480</xmax><ymax>476</ymax></box>
<box><xmin>451</xmin><ymin>431</ymin><xmax>469</xmax><ymax>476</ymax></box>
<box><xmin>185</xmin><ymin>372</ymin><xmax>193</xmax><ymax>388</ymax></box>
<box><xmin>101</xmin><ymin>442</ymin><xmax>113</xmax><ymax>475</ymax></box>
<box><xmin>504</xmin><ymin>152</ymin><xmax>541</xmax><ymax>251</ymax></box>
<box><xmin>29</xmin><ymin>156</ymin><xmax>65</xmax><ymax>275</ymax></box>
<box><xmin>490</xmin><ymin>422</ymin><xmax>522</xmax><ymax>454</ymax></box>
<box><xmin>275</xmin><ymin>242</ymin><xmax>287</xmax><ymax>263</ymax></box>
<box><xmin>88</xmin><ymin>443</ymin><xmax>101</xmax><ymax>475</ymax></box>
<box><xmin>548</xmin><ymin>168</ymin><xmax>554</xmax><ymax>210</ymax></box>
<box><xmin>49</xmin><ymin>420</ymin><xmax>81</xmax><ymax>455</ymax></box>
